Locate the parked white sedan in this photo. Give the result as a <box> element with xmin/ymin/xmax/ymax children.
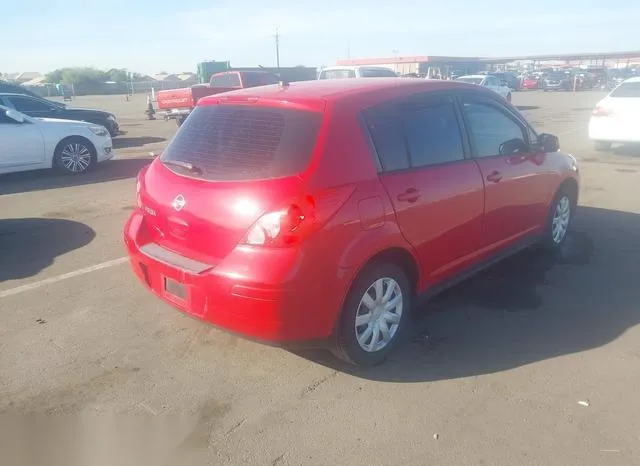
<box><xmin>589</xmin><ymin>77</ymin><xmax>640</xmax><ymax>150</ymax></box>
<box><xmin>456</xmin><ymin>75</ymin><xmax>513</xmax><ymax>102</ymax></box>
<box><xmin>0</xmin><ymin>105</ymin><xmax>114</xmax><ymax>175</ymax></box>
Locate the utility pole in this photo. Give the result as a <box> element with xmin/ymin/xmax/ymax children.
<box><xmin>274</xmin><ymin>28</ymin><xmax>281</xmax><ymax>70</ymax></box>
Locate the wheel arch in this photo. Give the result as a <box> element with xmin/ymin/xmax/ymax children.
<box><xmin>557</xmin><ymin>176</ymin><xmax>579</xmax><ymax>207</ymax></box>
<box><xmin>52</xmin><ymin>135</ymin><xmax>97</xmax><ymax>168</ymax></box>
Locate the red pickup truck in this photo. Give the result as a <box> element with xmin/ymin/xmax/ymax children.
<box><xmin>156</xmin><ymin>70</ymin><xmax>280</xmax><ymax>126</ymax></box>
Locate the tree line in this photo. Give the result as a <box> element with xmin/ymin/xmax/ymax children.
<box><xmin>44</xmin><ymin>68</ymin><xmax>147</xmax><ymax>86</ymax></box>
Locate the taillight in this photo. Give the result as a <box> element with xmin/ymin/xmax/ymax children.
<box><xmin>242</xmin><ymin>186</ymin><xmax>355</xmax><ymax>247</ymax></box>
<box><xmin>592</xmin><ymin>106</ymin><xmax>613</xmax><ymax>117</ymax></box>
<box><xmin>136</xmin><ymin>164</ymin><xmax>150</xmax><ymax>208</ymax></box>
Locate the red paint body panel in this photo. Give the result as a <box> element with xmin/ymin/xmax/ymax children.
<box><xmin>379</xmin><ymin>160</ymin><xmax>485</xmax><ymax>287</ymax></box>
<box><xmin>124</xmin><ymin>78</ymin><xmax>580</xmax><ymax>345</ymax></box>
<box><xmin>521</xmin><ymin>79</ymin><xmax>540</xmax><ymax>90</ymax></box>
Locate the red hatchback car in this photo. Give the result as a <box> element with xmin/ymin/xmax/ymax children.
<box><xmin>124</xmin><ymin>78</ymin><xmax>579</xmax><ymax>365</ymax></box>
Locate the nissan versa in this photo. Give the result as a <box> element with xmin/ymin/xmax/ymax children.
<box><xmin>124</xmin><ymin>78</ymin><xmax>579</xmax><ymax>366</ymax></box>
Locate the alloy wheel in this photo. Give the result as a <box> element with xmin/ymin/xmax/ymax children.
<box><xmin>551</xmin><ymin>195</ymin><xmax>571</xmax><ymax>244</ymax></box>
<box><xmin>60</xmin><ymin>143</ymin><xmax>92</xmax><ymax>173</ymax></box>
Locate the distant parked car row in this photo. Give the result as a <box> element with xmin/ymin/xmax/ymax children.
<box><xmin>0</xmin><ymin>87</ymin><xmax>119</xmax><ymax>176</ymax></box>
<box><xmin>0</xmin><ymin>104</ymin><xmax>114</xmax><ymax>175</ymax></box>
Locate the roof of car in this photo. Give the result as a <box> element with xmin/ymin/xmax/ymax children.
<box><xmin>0</xmin><ymin>92</ymin><xmax>38</xmax><ymax>97</ymax></box>
<box><xmin>200</xmin><ymin>78</ymin><xmax>483</xmax><ymax>106</ymax></box>
<box><xmin>321</xmin><ymin>66</ymin><xmax>394</xmax><ymax>71</ymax></box>
<box><xmin>458</xmin><ymin>75</ymin><xmax>486</xmax><ymax>79</ymax></box>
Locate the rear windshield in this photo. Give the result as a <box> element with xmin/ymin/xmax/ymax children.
<box><xmin>360</xmin><ymin>69</ymin><xmax>397</xmax><ymax>78</ymax></box>
<box><xmin>610</xmin><ymin>82</ymin><xmax>640</xmax><ymax>98</ymax></box>
<box><xmin>161</xmin><ymin>105</ymin><xmax>322</xmax><ymax>181</ymax></box>
<box><xmin>319</xmin><ymin>69</ymin><xmax>356</xmax><ymax>79</ymax></box>
<box><xmin>457</xmin><ymin>77</ymin><xmax>483</xmax><ymax>85</ymax></box>
<box><xmin>242</xmin><ymin>73</ymin><xmax>280</xmax><ymax>87</ymax></box>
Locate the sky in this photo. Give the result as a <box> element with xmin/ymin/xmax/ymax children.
<box><xmin>3</xmin><ymin>0</ymin><xmax>639</xmax><ymax>75</ymax></box>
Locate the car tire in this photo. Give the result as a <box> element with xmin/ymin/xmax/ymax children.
<box><xmin>53</xmin><ymin>137</ymin><xmax>96</xmax><ymax>175</ymax></box>
<box><xmin>331</xmin><ymin>262</ymin><xmax>412</xmax><ymax>366</ymax></box>
<box><xmin>594</xmin><ymin>141</ymin><xmax>612</xmax><ymax>151</ymax></box>
<box><xmin>542</xmin><ymin>187</ymin><xmax>575</xmax><ymax>252</ymax></box>
<box><xmin>176</xmin><ymin>117</ymin><xmax>185</xmax><ymax>127</ymax></box>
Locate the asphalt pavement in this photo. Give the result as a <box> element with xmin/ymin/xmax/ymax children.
<box><xmin>1</xmin><ymin>91</ymin><xmax>639</xmax><ymax>466</ymax></box>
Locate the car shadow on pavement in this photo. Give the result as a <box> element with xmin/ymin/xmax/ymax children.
<box><xmin>113</xmin><ymin>137</ymin><xmax>167</xmax><ymax>149</ymax></box>
<box><xmin>0</xmin><ymin>158</ymin><xmax>152</xmax><ymax>196</ymax></box>
<box><xmin>297</xmin><ymin>206</ymin><xmax>640</xmax><ymax>382</ymax></box>
<box><xmin>0</xmin><ymin>218</ymin><xmax>95</xmax><ymax>283</ymax></box>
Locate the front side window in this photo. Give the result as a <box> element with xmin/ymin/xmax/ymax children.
<box><xmin>8</xmin><ymin>96</ymin><xmax>50</xmax><ymax>112</ymax></box>
<box><xmin>462</xmin><ymin>101</ymin><xmax>527</xmax><ymax>157</ymax></box>
<box><xmin>403</xmin><ymin>103</ymin><xmax>465</xmax><ymax>167</ymax></box>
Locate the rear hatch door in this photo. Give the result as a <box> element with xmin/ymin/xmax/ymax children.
<box><xmin>139</xmin><ymin>101</ymin><xmax>324</xmax><ymax>263</ymax></box>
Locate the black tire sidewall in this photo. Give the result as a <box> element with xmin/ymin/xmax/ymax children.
<box><xmin>53</xmin><ymin>138</ymin><xmax>95</xmax><ymax>175</ymax></box>
<box><xmin>332</xmin><ymin>262</ymin><xmax>412</xmax><ymax>366</ymax></box>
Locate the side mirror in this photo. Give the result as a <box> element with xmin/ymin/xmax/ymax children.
<box><xmin>5</xmin><ymin>109</ymin><xmax>25</xmax><ymax>123</ymax></box>
<box><xmin>538</xmin><ymin>133</ymin><xmax>559</xmax><ymax>152</ymax></box>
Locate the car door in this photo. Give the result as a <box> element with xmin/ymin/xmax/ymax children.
<box><xmin>5</xmin><ymin>95</ymin><xmax>57</xmax><ymax>119</ymax></box>
<box><xmin>459</xmin><ymin>93</ymin><xmax>549</xmax><ymax>250</ymax></box>
<box><xmin>365</xmin><ymin>93</ymin><xmax>485</xmax><ymax>285</ymax></box>
<box><xmin>0</xmin><ymin>111</ymin><xmax>45</xmax><ymax>168</ymax></box>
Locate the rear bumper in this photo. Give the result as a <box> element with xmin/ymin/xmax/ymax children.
<box><xmin>123</xmin><ymin>212</ymin><xmax>337</xmax><ymax>345</ymax></box>
<box><xmin>161</xmin><ymin>109</ymin><xmax>192</xmax><ymax>120</ymax></box>
<box><xmin>588</xmin><ymin>117</ymin><xmax>640</xmax><ymax>143</ymax></box>
<box><xmin>106</xmin><ymin>120</ymin><xmax>119</xmax><ymax>136</ymax></box>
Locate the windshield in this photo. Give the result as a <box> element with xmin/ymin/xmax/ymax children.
<box><xmin>242</xmin><ymin>73</ymin><xmax>280</xmax><ymax>87</ymax></box>
<box><xmin>610</xmin><ymin>82</ymin><xmax>640</xmax><ymax>98</ymax></box>
<box><xmin>319</xmin><ymin>69</ymin><xmax>357</xmax><ymax>79</ymax></box>
<box><xmin>546</xmin><ymin>73</ymin><xmax>566</xmax><ymax>79</ymax></box>
<box><xmin>360</xmin><ymin>68</ymin><xmax>397</xmax><ymax>78</ymax></box>
<box><xmin>160</xmin><ymin>105</ymin><xmax>322</xmax><ymax>181</ymax></box>
<box><xmin>457</xmin><ymin>77</ymin><xmax>484</xmax><ymax>85</ymax></box>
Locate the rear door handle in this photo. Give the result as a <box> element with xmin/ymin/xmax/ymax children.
<box><xmin>486</xmin><ymin>171</ymin><xmax>503</xmax><ymax>183</ymax></box>
<box><xmin>397</xmin><ymin>188</ymin><xmax>421</xmax><ymax>203</ymax></box>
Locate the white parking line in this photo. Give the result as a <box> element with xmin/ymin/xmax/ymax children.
<box><xmin>0</xmin><ymin>257</ymin><xmax>129</xmax><ymax>299</ymax></box>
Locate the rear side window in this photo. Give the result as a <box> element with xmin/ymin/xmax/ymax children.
<box><xmin>403</xmin><ymin>103</ymin><xmax>465</xmax><ymax>167</ymax></box>
<box><xmin>365</xmin><ymin>106</ymin><xmax>409</xmax><ymax>171</ymax></box>
<box><xmin>610</xmin><ymin>82</ymin><xmax>640</xmax><ymax>98</ymax></box>
<box><xmin>161</xmin><ymin>105</ymin><xmax>322</xmax><ymax>181</ymax></box>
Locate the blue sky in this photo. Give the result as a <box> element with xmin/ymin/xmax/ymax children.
<box><xmin>3</xmin><ymin>0</ymin><xmax>638</xmax><ymax>74</ymax></box>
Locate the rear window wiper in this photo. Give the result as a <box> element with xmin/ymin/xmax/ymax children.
<box><xmin>162</xmin><ymin>160</ymin><xmax>203</xmax><ymax>175</ymax></box>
